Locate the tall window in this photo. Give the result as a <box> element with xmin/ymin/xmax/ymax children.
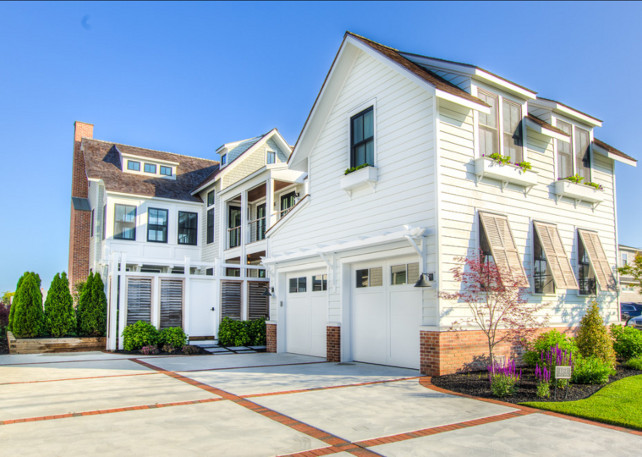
<box><xmin>178</xmin><ymin>211</ymin><xmax>197</xmax><ymax>245</ymax></box>
<box><xmin>533</xmin><ymin>235</ymin><xmax>555</xmax><ymax>294</ymax></box>
<box><xmin>575</xmin><ymin>127</ymin><xmax>590</xmax><ymax>180</ymax></box>
<box><xmin>221</xmin><ymin>154</ymin><xmax>227</xmax><ymax>166</ymax></box>
<box><xmin>207</xmin><ymin>208</ymin><xmax>214</xmax><ymax>244</ymax></box>
<box><xmin>90</xmin><ymin>209</ymin><xmax>95</xmax><ymax>237</ymax></box>
<box><xmin>267</xmin><ymin>150</ymin><xmax>276</xmax><ymax>164</ymax></box>
<box><xmin>478</xmin><ymin>89</ymin><xmax>523</xmax><ymax>162</ymax></box>
<box><xmin>147</xmin><ymin>208</ymin><xmax>168</xmax><ymax>243</ymax></box>
<box><xmin>114</xmin><ymin>204</ymin><xmax>136</xmax><ymax>240</ymax></box>
<box><xmin>102</xmin><ymin>205</ymin><xmax>107</xmax><ymax>240</ymax></box>
<box><xmin>228</xmin><ymin>206</ymin><xmax>241</xmax><ymax>248</ymax></box>
<box><xmin>350</xmin><ymin>106</ymin><xmax>374</xmax><ymax>168</ymax></box>
<box><xmin>280</xmin><ymin>192</ymin><xmax>296</xmax><ymax>218</ymax></box>
<box><xmin>578</xmin><ymin>237</ymin><xmax>596</xmax><ymax>295</ymax></box>
<box><xmin>207</xmin><ymin>191</ymin><xmax>215</xmax><ymax>207</ymax></box>
<box><xmin>556</xmin><ymin>120</ymin><xmax>573</xmax><ymax>179</ymax></box>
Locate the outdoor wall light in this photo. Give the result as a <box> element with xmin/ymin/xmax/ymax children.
<box><xmin>262</xmin><ymin>287</ymin><xmax>275</xmax><ymax>297</ymax></box>
<box><xmin>414</xmin><ymin>273</ymin><xmax>433</xmax><ymax>288</ymax></box>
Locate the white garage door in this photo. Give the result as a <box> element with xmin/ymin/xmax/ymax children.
<box><xmin>286</xmin><ymin>271</ymin><xmax>328</xmax><ymax>358</ymax></box>
<box><xmin>352</xmin><ymin>261</ymin><xmax>422</xmax><ymax>369</ymax></box>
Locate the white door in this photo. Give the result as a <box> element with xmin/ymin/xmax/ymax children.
<box><xmin>352</xmin><ymin>261</ymin><xmax>422</xmax><ymax>369</ymax></box>
<box><xmin>188</xmin><ymin>279</ymin><xmax>216</xmax><ymax>337</ymax></box>
<box><xmin>285</xmin><ymin>271</ymin><xmax>327</xmax><ymax>357</ymax></box>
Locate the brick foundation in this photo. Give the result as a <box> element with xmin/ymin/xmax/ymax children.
<box><xmin>266</xmin><ymin>323</ymin><xmax>277</xmax><ymax>353</ymax></box>
<box><xmin>420</xmin><ymin>326</ymin><xmax>577</xmax><ymax>376</ymax></box>
<box><xmin>326</xmin><ymin>326</ymin><xmax>341</xmax><ymax>362</ymax></box>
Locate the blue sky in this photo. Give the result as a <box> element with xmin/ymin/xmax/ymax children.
<box><xmin>1</xmin><ymin>1</ymin><xmax>641</xmax><ymax>292</ymax></box>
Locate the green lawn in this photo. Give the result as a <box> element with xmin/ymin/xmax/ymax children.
<box><xmin>521</xmin><ymin>375</ymin><xmax>642</xmax><ymax>431</ymax></box>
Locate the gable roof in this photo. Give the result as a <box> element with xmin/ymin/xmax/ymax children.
<box><xmin>82</xmin><ymin>139</ymin><xmax>219</xmax><ymax>202</ymax></box>
<box><xmin>593</xmin><ymin>138</ymin><xmax>637</xmax><ymax>166</ymax></box>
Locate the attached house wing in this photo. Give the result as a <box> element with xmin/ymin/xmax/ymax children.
<box><xmin>533</xmin><ymin>222</ymin><xmax>578</xmax><ymax>289</ymax></box>
<box><xmin>479</xmin><ymin>211</ymin><xmax>529</xmax><ymax>287</ymax></box>
<box><xmin>578</xmin><ymin>229</ymin><xmax>616</xmax><ymax>291</ymax></box>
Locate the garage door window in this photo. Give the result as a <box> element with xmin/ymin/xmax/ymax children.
<box><xmin>312</xmin><ymin>274</ymin><xmax>327</xmax><ymax>291</ymax></box>
<box><xmin>391</xmin><ymin>263</ymin><xmax>419</xmax><ymax>285</ymax></box>
<box><xmin>356</xmin><ymin>267</ymin><xmax>383</xmax><ymax>288</ymax></box>
<box><xmin>289</xmin><ymin>277</ymin><xmax>307</xmax><ymax>293</ymax></box>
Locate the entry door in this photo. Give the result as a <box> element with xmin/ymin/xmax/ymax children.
<box><xmin>228</xmin><ymin>206</ymin><xmax>241</xmax><ymax>248</ymax></box>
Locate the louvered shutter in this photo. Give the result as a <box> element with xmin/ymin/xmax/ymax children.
<box><xmin>479</xmin><ymin>212</ymin><xmax>529</xmax><ymax>287</ymax></box>
<box><xmin>221</xmin><ymin>280</ymin><xmax>242</xmax><ymax>320</ymax></box>
<box><xmin>248</xmin><ymin>281</ymin><xmax>269</xmax><ymax>320</ymax></box>
<box><xmin>578</xmin><ymin>230</ymin><xmax>616</xmax><ymax>291</ymax></box>
<box><xmin>160</xmin><ymin>279</ymin><xmax>183</xmax><ymax>329</ymax></box>
<box><xmin>533</xmin><ymin>222</ymin><xmax>578</xmax><ymax>289</ymax></box>
<box><xmin>127</xmin><ymin>278</ymin><xmax>152</xmax><ymax>325</ymax></box>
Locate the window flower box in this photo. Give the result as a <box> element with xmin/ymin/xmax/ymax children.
<box><xmin>340</xmin><ymin>165</ymin><xmax>378</xmax><ymax>196</ymax></box>
<box><xmin>474</xmin><ymin>157</ymin><xmax>538</xmax><ymax>193</ymax></box>
<box><xmin>554</xmin><ymin>179</ymin><xmax>605</xmax><ymax>206</ymax></box>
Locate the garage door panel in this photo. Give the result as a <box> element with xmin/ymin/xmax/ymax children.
<box><xmin>286</xmin><ymin>271</ymin><xmax>327</xmax><ymax>358</ymax></box>
<box><xmin>352</xmin><ymin>292</ymin><xmax>388</xmax><ymax>363</ymax></box>
<box><xmin>389</xmin><ymin>289</ymin><xmax>422</xmax><ymax>369</ymax></box>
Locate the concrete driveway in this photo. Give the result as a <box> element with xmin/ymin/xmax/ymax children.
<box><xmin>0</xmin><ymin>352</ymin><xmax>639</xmax><ymax>456</ymax></box>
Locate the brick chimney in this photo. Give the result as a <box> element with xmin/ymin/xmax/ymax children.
<box><xmin>68</xmin><ymin>121</ymin><xmax>94</xmax><ymax>290</ymax></box>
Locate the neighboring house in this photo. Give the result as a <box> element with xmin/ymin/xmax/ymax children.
<box><xmin>68</xmin><ymin>123</ymin><xmax>304</xmax><ymax>350</ymax></box>
<box><xmin>262</xmin><ymin>32</ymin><xmax>637</xmax><ymax>375</ymax></box>
<box><xmin>619</xmin><ymin>244</ymin><xmax>642</xmax><ymax>302</ymax></box>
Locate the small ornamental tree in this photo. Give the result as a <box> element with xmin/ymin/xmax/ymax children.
<box><xmin>441</xmin><ymin>254</ymin><xmax>548</xmax><ymax>366</ymax></box>
<box><xmin>11</xmin><ymin>272</ymin><xmax>44</xmax><ymax>337</ymax></box>
<box><xmin>76</xmin><ymin>272</ymin><xmax>107</xmax><ymax>337</ymax></box>
<box><xmin>576</xmin><ymin>301</ymin><xmax>615</xmax><ymax>367</ymax></box>
<box><xmin>44</xmin><ymin>272</ymin><xmax>76</xmax><ymax>337</ymax></box>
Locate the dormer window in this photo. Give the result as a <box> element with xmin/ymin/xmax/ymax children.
<box><xmin>160</xmin><ymin>166</ymin><xmax>172</xmax><ymax>176</ymax></box>
<box><xmin>221</xmin><ymin>154</ymin><xmax>227</xmax><ymax>166</ymax></box>
<box><xmin>127</xmin><ymin>160</ymin><xmax>140</xmax><ymax>171</ymax></box>
<box><xmin>350</xmin><ymin>106</ymin><xmax>374</xmax><ymax>168</ymax></box>
<box><xmin>477</xmin><ymin>89</ymin><xmax>523</xmax><ymax>162</ymax></box>
<box><xmin>144</xmin><ymin>163</ymin><xmax>157</xmax><ymax>174</ymax></box>
<box><xmin>267</xmin><ymin>150</ymin><xmax>276</xmax><ymax>164</ymax></box>
<box><xmin>555</xmin><ymin>120</ymin><xmax>590</xmax><ymax>180</ymax></box>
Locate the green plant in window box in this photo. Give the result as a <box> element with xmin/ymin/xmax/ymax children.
<box><xmin>586</xmin><ymin>181</ymin><xmax>604</xmax><ymax>191</ymax></box>
<box><xmin>564</xmin><ymin>174</ymin><xmax>584</xmax><ymax>184</ymax></box>
<box><xmin>516</xmin><ymin>161</ymin><xmax>532</xmax><ymax>172</ymax></box>
<box><xmin>486</xmin><ymin>152</ymin><xmax>511</xmax><ymax>165</ymax></box>
<box><xmin>344</xmin><ymin>163</ymin><xmax>371</xmax><ymax>175</ymax></box>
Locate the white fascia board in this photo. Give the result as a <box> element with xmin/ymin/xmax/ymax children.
<box><xmin>531</xmin><ymin>99</ymin><xmax>602</xmax><ymax>128</ymax></box>
<box><xmin>435</xmin><ymin>89</ymin><xmax>490</xmax><ymax>114</ymax></box>
<box><xmin>105</xmin><ymin>190</ymin><xmax>203</xmax><ymax>206</ymax></box>
<box><xmin>120</xmin><ymin>151</ymin><xmax>180</xmax><ymax>167</ymax></box>
<box><xmin>525</xmin><ymin>117</ymin><xmax>570</xmax><ymax>142</ymax></box>
<box><xmin>593</xmin><ymin>143</ymin><xmax>637</xmax><ymax>167</ymax></box>
<box><xmin>472</xmin><ymin>70</ymin><xmax>536</xmax><ymax>100</ymax></box>
<box><xmin>263</xmin><ymin>225</ymin><xmax>430</xmax><ymax>265</ymax></box>
<box><xmin>271</xmin><ymin>168</ymin><xmax>307</xmax><ymax>183</ymax></box>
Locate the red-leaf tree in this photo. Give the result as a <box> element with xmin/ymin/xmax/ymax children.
<box><xmin>441</xmin><ymin>253</ymin><xmax>549</xmax><ymax>366</ymax></box>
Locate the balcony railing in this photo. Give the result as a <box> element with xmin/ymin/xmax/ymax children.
<box><xmin>227</xmin><ymin>226</ymin><xmax>241</xmax><ymax>249</ymax></box>
<box><xmin>248</xmin><ymin>217</ymin><xmax>266</xmax><ymax>243</ymax></box>
<box><xmin>280</xmin><ymin>207</ymin><xmax>293</xmax><ymax>219</ymax></box>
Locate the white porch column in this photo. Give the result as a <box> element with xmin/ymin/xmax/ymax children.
<box><xmin>152</xmin><ymin>276</ymin><xmax>161</xmax><ymax>329</ymax></box>
<box><xmin>117</xmin><ymin>253</ymin><xmax>127</xmax><ymax>350</ymax></box>
<box><xmin>266</xmin><ymin>177</ymin><xmax>275</xmax><ymax>228</ymax></box>
<box><xmin>240</xmin><ymin>190</ymin><xmax>248</xmax><ymax>320</ymax></box>
<box><xmin>184</xmin><ymin>256</ymin><xmax>191</xmax><ymax>335</ymax></box>
<box><xmin>107</xmin><ymin>252</ymin><xmax>119</xmax><ymax>351</ymax></box>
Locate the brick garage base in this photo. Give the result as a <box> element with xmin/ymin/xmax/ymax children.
<box><xmin>266</xmin><ymin>323</ymin><xmax>277</xmax><ymax>353</ymax></box>
<box><xmin>326</xmin><ymin>326</ymin><xmax>340</xmax><ymax>362</ymax></box>
<box><xmin>420</xmin><ymin>326</ymin><xmax>576</xmax><ymax>376</ymax></box>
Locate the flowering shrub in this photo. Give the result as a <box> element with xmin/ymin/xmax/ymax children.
<box><xmin>140</xmin><ymin>345</ymin><xmax>159</xmax><ymax>355</ymax></box>
<box><xmin>524</xmin><ymin>329</ymin><xmax>579</xmax><ymax>367</ymax></box>
<box><xmin>534</xmin><ymin>363</ymin><xmax>551</xmax><ymax>398</ymax></box>
<box><xmin>540</xmin><ymin>343</ymin><xmax>573</xmax><ymax>388</ymax></box>
<box><xmin>488</xmin><ymin>359</ymin><xmax>521</xmax><ymax>398</ymax></box>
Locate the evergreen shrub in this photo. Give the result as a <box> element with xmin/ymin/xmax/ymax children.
<box><xmin>76</xmin><ymin>272</ymin><xmax>107</xmax><ymax>337</ymax></box>
<box><xmin>44</xmin><ymin>272</ymin><xmax>76</xmax><ymax>337</ymax></box>
<box><xmin>159</xmin><ymin>327</ymin><xmax>187</xmax><ymax>350</ymax></box>
<box><xmin>576</xmin><ymin>302</ymin><xmax>615</xmax><ymax>367</ymax></box>
<box><xmin>122</xmin><ymin>321</ymin><xmax>159</xmax><ymax>351</ymax></box>
<box><xmin>11</xmin><ymin>272</ymin><xmax>43</xmax><ymax>338</ymax></box>
<box><xmin>610</xmin><ymin>325</ymin><xmax>642</xmax><ymax>361</ymax></box>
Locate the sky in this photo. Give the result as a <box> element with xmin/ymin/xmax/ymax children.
<box><xmin>1</xmin><ymin>1</ymin><xmax>641</xmax><ymax>293</ymax></box>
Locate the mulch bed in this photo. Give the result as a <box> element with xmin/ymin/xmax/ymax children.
<box><xmin>431</xmin><ymin>364</ymin><xmax>642</xmax><ymax>404</ymax></box>
<box><xmin>117</xmin><ymin>345</ymin><xmax>210</xmax><ymax>356</ymax></box>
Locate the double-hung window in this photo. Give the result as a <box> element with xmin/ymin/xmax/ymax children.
<box><xmin>477</xmin><ymin>89</ymin><xmax>523</xmax><ymax>162</ymax></box>
<box><xmin>114</xmin><ymin>204</ymin><xmax>136</xmax><ymax>240</ymax></box>
<box><xmin>147</xmin><ymin>208</ymin><xmax>168</xmax><ymax>243</ymax></box>
<box><xmin>178</xmin><ymin>211</ymin><xmax>197</xmax><ymax>245</ymax></box>
<box><xmin>350</xmin><ymin>107</ymin><xmax>374</xmax><ymax>168</ymax></box>
<box><xmin>207</xmin><ymin>208</ymin><xmax>214</xmax><ymax>244</ymax></box>
<box><xmin>556</xmin><ymin>120</ymin><xmax>591</xmax><ymax>180</ymax></box>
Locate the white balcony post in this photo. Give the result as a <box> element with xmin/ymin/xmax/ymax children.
<box><xmin>117</xmin><ymin>253</ymin><xmax>127</xmax><ymax>350</ymax></box>
<box><xmin>266</xmin><ymin>178</ymin><xmax>275</xmax><ymax>228</ymax></box>
<box><xmin>107</xmin><ymin>252</ymin><xmax>119</xmax><ymax>351</ymax></box>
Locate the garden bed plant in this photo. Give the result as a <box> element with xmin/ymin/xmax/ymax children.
<box><xmin>120</xmin><ymin>321</ymin><xmax>206</xmax><ymax>355</ymax></box>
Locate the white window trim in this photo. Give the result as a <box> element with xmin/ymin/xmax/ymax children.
<box><xmin>552</xmin><ymin>115</ymin><xmax>593</xmax><ymax>182</ymax></box>
<box><xmin>346</xmin><ymin>97</ymin><xmax>378</xmax><ymax>169</ymax></box>
<box><xmin>266</xmin><ymin>149</ymin><xmax>276</xmax><ymax>165</ymax></box>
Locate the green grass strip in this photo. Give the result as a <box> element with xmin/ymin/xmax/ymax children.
<box><xmin>521</xmin><ymin>375</ymin><xmax>642</xmax><ymax>431</ymax></box>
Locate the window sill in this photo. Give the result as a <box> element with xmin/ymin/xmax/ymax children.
<box><xmin>340</xmin><ymin>165</ymin><xmax>378</xmax><ymax>196</ymax></box>
<box><xmin>553</xmin><ymin>180</ymin><xmax>604</xmax><ymax>208</ymax></box>
<box><xmin>474</xmin><ymin>157</ymin><xmax>538</xmax><ymax>194</ymax></box>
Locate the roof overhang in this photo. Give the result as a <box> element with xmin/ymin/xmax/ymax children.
<box><xmin>593</xmin><ymin>140</ymin><xmax>637</xmax><ymax>167</ymax></box>
<box><xmin>525</xmin><ymin>116</ymin><xmax>570</xmax><ymax>141</ymax></box>
<box><xmin>531</xmin><ymin>98</ymin><xmax>602</xmax><ymax>128</ymax></box>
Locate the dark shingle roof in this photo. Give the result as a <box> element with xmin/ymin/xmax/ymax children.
<box><xmin>593</xmin><ymin>138</ymin><xmax>636</xmax><ymax>163</ymax></box>
<box><xmin>82</xmin><ymin>139</ymin><xmax>219</xmax><ymax>202</ymax></box>
<box><xmin>526</xmin><ymin>114</ymin><xmax>568</xmax><ymax>136</ymax></box>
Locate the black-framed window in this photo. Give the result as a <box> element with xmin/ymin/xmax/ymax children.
<box><xmin>575</xmin><ymin>126</ymin><xmax>591</xmax><ymax>180</ymax></box>
<box><xmin>160</xmin><ymin>166</ymin><xmax>172</xmax><ymax>176</ymax></box>
<box><xmin>289</xmin><ymin>277</ymin><xmax>307</xmax><ymax>293</ymax></box>
<box><xmin>147</xmin><ymin>208</ymin><xmax>168</xmax><ymax>243</ymax></box>
<box><xmin>533</xmin><ymin>235</ymin><xmax>555</xmax><ymax>294</ymax></box>
<box><xmin>578</xmin><ymin>236</ymin><xmax>596</xmax><ymax>295</ymax></box>
<box><xmin>114</xmin><ymin>204</ymin><xmax>136</xmax><ymax>240</ymax></box>
<box><xmin>207</xmin><ymin>191</ymin><xmax>215</xmax><ymax>207</ymax></box>
<box><xmin>90</xmin><ymin>209</ymin><xmax>95</xmax><ymax>237</ymax></box>
<box><xmin>144</xmin><ymin>163</ymin><xmax>157</xmax><ymax>174</ymax></box>
<box><xmin>127</xmin><ymin>160</ymin><xmax>140</xmax><ymax>171</ymax></box>
<box><xmin>280</xmin><ymin>192</ymin><xmax>296</xmax><ymax>218</ymax></box>
<box><xmin>312</xmin><ymin>274</ymin><xmax>327</xmax><ymax>291</ymax></box>
<box><xmin>207</xmin><ymin>208</ymin><xmax>214</xmax><ymax>244</ymax></box>
<box><xmin>479</xmin><ymin>219</ymin><xmax>494</xmax><ymax>289</ymax></box>
<box><xmin>221</xmin><ymin>154</ymin><xmax>227</xmax><ymax>165</ymax></box>
<box><xmin>228</xmin><ymin>206</ymin><xmax>241</xmax><ymax>248</ymax></box>
<box><xmin>355</xmin><ymin>267</ymin><xmax>383</xmax><ymax>288</ymax></box>
<box><xmin>178</xmin><ymin>211</ymin><xmax>197</xmax><ymax>245</ymax></box>
<box><xmin>226</xmin><ymin>267</ymin><xmax>240</xmax><ymax>277</ymax></box>
<box><xmin>350</xmin><ymin>106</ymin><xmax>374</xmax><ymax>168</ymax></box>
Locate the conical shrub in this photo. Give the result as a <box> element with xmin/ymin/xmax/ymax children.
<box><xmin>44</xmin><ymin>272</ymin><xmax>76</xmax><ymax>337</ymax></box>
<box><xmin>576</xmin><ymin>301</ymin><xmax>615</xmax><ymax>367</ymax></box>
<box><xmin>76</xmin><ymin>272</ymin><xmax>107</xmax><ymax>337</ymax></box>
<box><xmin>11</xmin><ymin>272</ymin><xmax>43</xmax><ymax>337</ymax></box>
